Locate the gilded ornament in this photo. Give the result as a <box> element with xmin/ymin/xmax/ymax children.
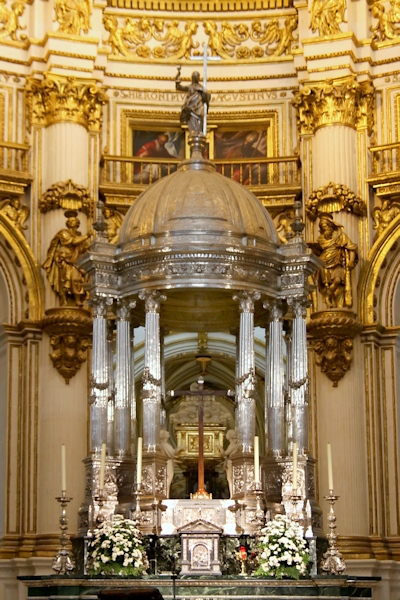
<box><xmin>25</xmin><ymin>74</ymin><xmax>108</xmax><ymax>132</ymax></box>
<box><xmin>42</xmin><ymin>306</ymin><xmax>92</xmax><ymax>384</ymax></box>
<box><xmin>102</xmin><ymin>206</ymin><xmax>123</xmax><ymax>243</ymax></box>
<box><xmin>305</xmin><ymin>182</ymin><xmax>367</xmax><ymax>221</ymax></box>
<box><xmin>308</xmin><ymin>311</ymin><xmax>362</xmax><ymax>386</ymax></box>
<box><xmin>0</xmin><ymin>0</ymin><xmax>27</xmax><ymax>42</ymax></box>
<box><xmin>310</xmin><ymin>0</ymin><xmax>347</xmax><ymax>36</ymax></box>
<box><xmin>250</xmin><ymin>15</ymin><xmax>298</xmax><ymax>56</ymax></box>
<box><xmin>292</xmin><ymin>78</ymin><xmax>375</xmax><ymax>135</ymax></box>
<box><xmin>39</xmin><ymin>180</ymin><xmax>92</xmax><ymax>215</ymax></box>
<box><xmin>0</xmin><ymin>197</ymin><xmax>29</xmax><ymax>234</ymax></box>
<box><xmin>54</xmin><ymin>0</ymin><xmax>91</xmax><ymax>36</ymax></box>
<box><xmin>103</xmin><ymin>15</ymin><xmax>198</xmax><ymax>60</ymax></box>
<box><xmin>372</xmin><ymin>199</ymin><xmax>400</xmax><ymax>239</ymax></box>
<box><xmin>310</xmin><ymin>214</ymin><xmax>358</xmax><ymax>309</ymax></box>
<box><xmin>43</xmin><ymin>210</ymin><xmax>92</xmax><ymax>307</ymax></box>
<box><xmin>370</xmin><ymin>0</ymin><xmax>400</xmax><ymax>41</ymax></box>
<box><xmin>274</xmin><ymin>209</ymin><xmax>295</xmax><ymax>243</ymax></box>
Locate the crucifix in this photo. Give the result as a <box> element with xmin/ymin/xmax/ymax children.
<box><xmin>169</xmin><ymin>377</ymin><xmax>234</xmax><ymax>499</ymax></box>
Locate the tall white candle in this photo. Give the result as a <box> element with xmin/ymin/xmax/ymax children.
<box><xmin>61</xmin><ymin>445</ymin><xmax>66</xmax><ymax>492</ymax></box>
<box><xmin>99</xmin><ymin>442</ymin><xmax>106</xmax><ymax>490</ymax></box>
<box><xmin>293</xmin><ymin>442</ymin><xmax>298</xmax><ymax>489</ymax></box>
<box><xmin>327</xmin><ymin>442</ymin><xmax>334</xmax><ymax>490</ymax></box>
<box><xmin>137</xmin><ymin>437</ymin><xmax>143</xmax><ymax>485</ymax></box>
<box><xmin>254</xmin><ymin>436</ymin><xmax>260</xmax><ymax>483</ymax></box>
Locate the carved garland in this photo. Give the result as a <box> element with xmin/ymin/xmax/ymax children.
<box><xmin>39</xmin><ymin>180</ymin><xmax>93</xmax><ymax>216</ymax></box>
<box><xmin>305</xmin><ymin>182</ymin><xmax>367</xmax><ymax>221</ymax></box>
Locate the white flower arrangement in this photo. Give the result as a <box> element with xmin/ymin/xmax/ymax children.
<box><xmin>87</xmin><ymin>515</ymin><xmax>148</xmax><ymax>577</ymax></box>
<box><xmin>254</xmin><ymin>515</ymin><xmax>310</xmax><ymax>580</ymax></box>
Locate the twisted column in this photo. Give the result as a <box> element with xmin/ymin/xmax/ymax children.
<box><xmin>139</xmin><ymin>290</ymin><xmax>165</xmax><ymax>452</ymax></box>
<box><xmin>234</xmin><ymin>291</ymin><xmax>260</xmax><ymax>453</ymax></box>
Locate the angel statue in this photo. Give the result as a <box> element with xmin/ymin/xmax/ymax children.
<box><xmin>0</xmin><ymin>197</ymin><xmax>29</xmax><ymax>234</ymax></box>
<box><xmin>102</xmin><ymin>206</ymin><xmax>123</xmax><ymax>244</ymax></box>
<box><xmin>218</xmin><ymin>429</ymin><xmax>239</xmax><ymax>498</ymax></box>
<box><xmin>43</xmin><ymin>210</ymin><xmax>91</xmax><ymax>306</ymax></box>
<box><xmin>159</xmin><ymin>429</ymin><xmax>184</xmax><ymax>498</ymax></box>
<box><xmin>175</xmin><ymin>68</ymin><xmax>211</xmax><ymax>134</ymax></box>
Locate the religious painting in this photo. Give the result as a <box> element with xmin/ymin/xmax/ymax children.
<box><xmin>214</xmin><ymin>130</ymin><xmax>269</xmax><ymax>185</ymax></box>
<box><xmin>132</xmin><ymin>129</ymin><xmax>185</xmax><ymax>184</ymax></box>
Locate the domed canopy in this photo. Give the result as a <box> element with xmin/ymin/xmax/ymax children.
<box><xmin>118</xmin><ymin>155</ymin><xmax>279</xmax><ymax>251</ymax></box>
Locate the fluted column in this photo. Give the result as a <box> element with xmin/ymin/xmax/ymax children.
<box><xmin>234</xmin><ymin>291</ymin><xmax>260</xmax><ymax>453</ymax></box>
<box><xmin>289</xmin><ymin>298</ymin><xmax>308</xmax><ymax>455</ymax></box>
<box><xmin>90</xmin><ymin>297</ymin><xmax>111</xmax><ymax>453</ymax></box>
<box><xmin>139</xmin><ymin>290</ymin><xmax>165</xmax><ymax>452</ymax></box>
<box><xmin>107</xmin><ymin>321</ymin><xmax>115</xmax><ymax>455</ymax></box>
<box><xmin>265</xmin><ymin>301</ymin><xmax>285</xmax><ymax>457</ymax></box>
<box><xmin>115</xmin><ymin>301</ymin><xmax>135</xmax><ymax>457</ymax></box>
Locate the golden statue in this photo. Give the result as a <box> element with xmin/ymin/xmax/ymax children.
<box><xmin>310</xmin><ymin>0</ymin><xmax>347</xmax><ymax>36</ymax></box>
<box><xmin>176</xmin><ymin>69</ymin><xmax>210</xmax><ymax>134</ymax></box>
<box><xmin>0</xmin><ymin>0</ymin><xmax>26</xmax><ymax>41</ymax></box>
<box><xmin>0</xmin><ymin>197</ymin><xmax>29</xmax><ymax>233</ymax></box>
<box><xmin>102</xmin><ymin>206</ymin><xmax>123</xmax><ymax>244</ymax></box>
<box><xmin>43</xmin><ymin>210</ymin><xmax>91</xmax><ymax>306</ymax></box>
<box><xmin>314</xmin><ymin>214</ymin><xmax>358</xmax><ymax>309</ymax></box>
<box><xmin>54</xmin><ymin>0</ymin><xmax>91</xmax><ymax>36</ymax></box>
<box><xmin>370</xmin><ymin>0</ymin><xmax>400</xmax><ymax>41</ymax></box>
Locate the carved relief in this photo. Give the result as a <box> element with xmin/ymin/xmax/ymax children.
<box><xmin>102</xmin><ymin>16</ymin><xmax>298</xmax><ymax>60</ymax></box>
<box><xmin>308</xmin><ymin>311</ymin><xmax>363</xmax><ymax>386</ymax></box>
<box><xmin>292</xmin><ymin>77</ymin><xmax>375</xmax><ymax>135</ymax></box>
<box><xmin>0</xmin><ymin>0</ymin><xmax>26</xmax><ymax>42</ymax></box>
<box><xmin>0</xmin><ymin>197</ymin><xmax>29</xmax><ymax>234</ymax></box>
<box><xmin>310</xmin><ymin>214</ymin><xmax>358</xmax><ymax>309</ymax></box>
<box><xmin>274</xmin><ymin>209</ymin><xmax>294</xmax><ymax>243</ymax></box>
<box><xmin>42</xmin><ymin>211</ymin><xmax>92</xmax><ymax>307</ymax></box>
<box><xmin>305</xmin><ymin>182</ymin><xmax>367</xmax><ymax>221</ymax></box>
<box><xmin>310</xmin><ymin>0</ymin><xmax>346</xmax><ymax>36</ymax></box>
<box><xmin>102</xmin><ymin>206</ymin><xmax>123</xmax><ymax>243</ymax></box>
<box><xmin>372</xmin><ymin>199</ymin><xmax>400</xmax><ymax>239</ymax></box>
<box><xmin>370</xmin><ymin>0</ymin><xmax>400</xmax><ymax>41</ymax></box>
<box><xmin>39</xmin><ymin>180</ymin><xmax>92</xmax><ymax>216</ymax></box>
<box><xmin>26</xmin><ymin>74</ymin><xmax>108</xmax><ymax>131</ymax></box>
<box><xmin>42</xmin><ymin>306</ymin><xmax>92</xmax><ymax>383</ymax></box>
<box><xmin>54</xmin><ymin>0</ymin><xmax>91</xmax><ymax>36</ymax></box>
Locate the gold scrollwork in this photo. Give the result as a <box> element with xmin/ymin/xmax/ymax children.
<box><xmin>0</xmin><ymin>0</ymin><xmax>27</xmax><ymax>42</ymax></box>
<box><xmin>0</xmin><ymin>197</ymin><xmax>29</xmax><ymax>234</ymax></box>
<box><xmin>102</xmin><ymin>15</ymin><xmax>298</xmax><ymax>61</ymax></box>
<box><xmin>42</xmin><ymin>306</ymin><xmax>92</xmax><ymax>384</ymax></box>
<box><xmin>54</xmin><ymin>0</ymin><xmax>91</xmax><ymax>36</ymax></box>
<box><xmin>370</xmin><ymin>0</ymin><xmax>400</xmax><ymax>42</ymax></box>
<box><xmin>372</xmin><ymin>198</ymin><xmax>400</xmax><ymax>239</ymax></box>
<box><xmin>310</xmin><ymin>0</ymin><xmax>346</xmax><ymax>36</ymax></box>
<box><xmin>39</xmin><ymin>180</ymin><xmax>92</xmax><ymax>216</ymax></box>
<box><xmin>308</xmin><ymin>311</ymin><xmax>362</xmax><ymax>386</ymax></box>
<box><xmin>25</xmin><ymin>74</ymin><xmax>108</xmax><ymax>131</ymax></box>
<box><xmin>292</xmin><ymin>77</ymin><xmax>375</xmax><ymax>135</ymax></box>
<box><xmin>305</xmin><ymin>182</ymin><xmax>367</xmax><ymax>221</ymax></box>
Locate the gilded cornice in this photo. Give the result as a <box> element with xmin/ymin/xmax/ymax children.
<box><xmin>291</xmin><ymin>76</ymin><xmax>375</xmax><ymax>135</ymax></box>
<box><xmin>25</xmin><ymin>73</ymin><xmax>108</xmax><ymax>131</ymax></box>
<box><xmin>106</xmin><ymin>0</ymin><xmax>293</xmax><ymax>10</ymax></box>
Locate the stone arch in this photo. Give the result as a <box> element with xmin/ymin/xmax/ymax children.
<box><xmin>358</xmin><ymin>213</ymin><xmax>400</xmax><ymax>326</ymax></box>
<box><xmin>0</xmin><ymin>214</ymin><xmax>44</xmax><ymax>324</ymax></box>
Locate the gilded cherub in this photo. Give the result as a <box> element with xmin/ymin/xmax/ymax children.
<box><xmin>0</xmin><ymin>0</ymin><xmax>26</xmax><ymax>41</ymax></box>
<box><xmin>372</xmin><ymin>199</ymin><xmax>400</xmax><ymax>239</ymax></box>
<box><xmin>0</xmin><ymin>197</ymin><xmax>29</xmax><ymax>233</ymax></box>
<box><xmin>102</xmin><ymin>206</ymin><xmax>123</xmax><ymax>244</ymax></box>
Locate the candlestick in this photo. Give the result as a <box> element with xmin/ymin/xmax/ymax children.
<box><xmin>137</xmin><ymin>437</ymin><xmax>143</xmax><ymax>484</ymax></box>
<box><xmin>52</xmin><ymin>491</ymin><xmax>75</xmax><ymax>575</ymax></box>
<box><xmin>61</xmin><ymin>445</ymin><xmax>66</xmax><ymax>493</ymax></box>
<box><xmin>321</xmin><ymin>492</ymin><xmax>346</xmax><ymax>575</ymax></box>
<box><xmin>292</xmin><ymin>442</ymin><xmax>298</xmax><ymax>489</ymax></box>
<box><xmin>254</xmin><ymin>435</ymin><xmax>259</xmax><ymax>483</ymax></box>
<box><xmin>99</xmin><ymin>442</ymin><xmax>106</xmax><ymax>490</ymax></box>
<box><xmin>327</xmin><ymin>442</ymin><xmax>333</xmax><ymax>491</ymax></box>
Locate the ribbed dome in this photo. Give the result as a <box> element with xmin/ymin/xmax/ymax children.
<box><xmin>118</xmin><ymin>155</ymin><xmax>279</xmax><ymax>251</ymax></box>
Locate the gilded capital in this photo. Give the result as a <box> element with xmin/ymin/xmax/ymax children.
<box><xmin>292</xmin><ymin>77</ymin><xmax>375</xmax><ymax>135</ymax></box>
<box><xmin>26</xmin><ymin>74</ymin><xmax>108</xmax><ymax>131</ymax></box>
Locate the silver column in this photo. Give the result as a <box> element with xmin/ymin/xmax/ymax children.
<box><xmin>234</xmin><ymin>291</ymin><xmax>260</xmax><ymax>453</ymax></box>
<box><xmin>289</xmin><ymin>298</ymin><xmax>308</xmax><ymax>455</ymax></box>
<box><xmin>107</xmin><ymin>321</ymin><xmax>115</xmax><ymax>455</ymax></box>
<box><xmin>115</xmin><ymin>301</ymin><xmax>135</xmax><ymax>457</ymax></box>
<box><xmin>90</xmin><ymin>297</ymin><xmax>112</xmax><ymax>454</ymax></box>
<box><xmin>139</xmin><ymin>290</ymin><xmax>165</xmax><ymax>452</ymax></box>
<box><xmin>130</xmin><ymin>325</ymin><xmax>137</xmax><ymax>457</ymax></box>
<box><xmin>265</xmin><ymin>301</ymin><xmax>285</xmax><ymax>457</ymax></box>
